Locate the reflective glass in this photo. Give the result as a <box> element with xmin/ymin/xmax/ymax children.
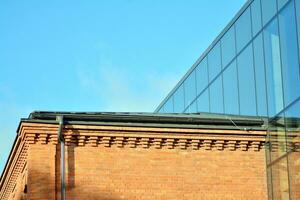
<box><xmin>197</xmin><ymin>89</ymin><xmax>210</xmax><ymax>112</ymax></box>
<box><xmin>208</xmin><ymin>42</ymin><xmax>222</xmax><ymax>81</ymax></box>
<box><xmin>269</xmin><ymin>115</ymin><xmax>287</xmax><ymax>163</ymax></box>
<box><xmin>253</xmin><ymin>33</ymin><xmax>268</xmax><ymax>116</ymax></box>
<box><xmin>196</xmin><ymin>58</ymin><xmax>209</xmax><ymax>95</ymax></box>
<box><xmin>209</xmin><ymin>77</ymin><xmax>224</xmax><ymax>114</ymax></box>
<box><xmin>237</xmin><ymin>44</ymin><xmax>257</xmax><ymax>116</ymax></box>
<box><xmin>296</xmin><ymin>0</ymin><xmax>300</xmax><ymax>59</ymax></box>
<box><xmin>173</xmin><ymin>84</ymin><xmax>185</xmax><ymax>113</ymax></box>
<box><xmin>285</xmin><ymin>100</ymin><xmax>300</xmax><ymax>199</ymax></box>
<box><xmin>221</xmin><ymin>25</ymin><xmax>236</xmax><ymax>67</ymax></box>
<box><xmin>158</xmin><ymin>106</ymin><xmax>164</xmax><ymax>113</ymax></box>
<box><xmin>236</xmin><ymin>8</ymin><xmax>252</xmax><ymax>52</ymax></box>
<box><xmin>164</xmin><ymin>96</ymin><xmax>174</xmax><ymax>113</ymax></box>
<box><xmin>184</xmin><ymin>101</ymin><xmax>197</xmax><ymax>113</ymax></box>
<box><xmin>264</xmin><ymin>18</ymin><xmax>284</xmax><ymax>117</ymax></box>
<box><xmin>268</xmin><ymin>114</ymin><xmax>290</xmax><ymax>200</ymax></box>
<box><xmin>270</xmin><ymin>157</ymin><xmax>290</xmax><ymax>199</ymax></box>
<box><xmin>223</xmin><ymin>60</ymin><xmax>239</xmax><ymax>115</ymax></box>
<box><xmin>261</xmin><ymin>0</ymin><xmax>277</xmax><ymax>25</ymax></box>
<box><xmin>251</xmin><ymin>0</ymin><xmax>262</xmax><ymax>36</ymax></box>
<box><xmin>278</xmin><ymin>0</ymin><xmax>290</xmax><ymax>10</ymax></box>
<box><xmin>184</xmin><ymin>70</ymin><xmax>197</xmax><ymax>107</ymax></box>
<box><xmin>279</xmin><ymin>1</ymin><xmax>300</xmax><ymax>107</ymax></box>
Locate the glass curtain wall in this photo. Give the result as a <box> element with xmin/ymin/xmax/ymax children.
<box><xmin>156</xmin><ymin>0</ymin><xmax>300</xmax><ymax>198</ymax></box>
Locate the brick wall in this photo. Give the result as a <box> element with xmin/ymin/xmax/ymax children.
<box><xmin>63</xmin><ymin>146</ymin><xmax>267</xmax><ymax>200</ymax></box>
<box><xmin>1</xmin><ymin>123</ymin><xmax>268</xmax><ymax>200</ymax></box>
<box><xmin>27</xmin><ymin>144</ymin><xmax>57</xmax><ymax>200</ymax></box>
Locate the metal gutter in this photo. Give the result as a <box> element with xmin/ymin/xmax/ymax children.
<box><xmin>19</xmin><ymin>111</ymin><xmax>267</xmax><ymax>131</ymax></box>
<box><xmin>56</xmin><ymin>116</ymin><xmax>65</xmax><ymax>200</ymax></box>
<box><xmin>27</xmin><ymin>111</ymin><xmax>266</xmax><ymax>127</ymax></box>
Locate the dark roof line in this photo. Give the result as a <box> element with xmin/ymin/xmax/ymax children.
<box><xmin>25</xmin><ymin>111</ymin><xmax>267</xmax><ymax>129</ymax></box>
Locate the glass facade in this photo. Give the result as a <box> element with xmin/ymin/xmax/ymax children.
<box><xmin>156</xmin><ymin>0</ymin><xmax>300</xmax><ymax>199</ymax></box>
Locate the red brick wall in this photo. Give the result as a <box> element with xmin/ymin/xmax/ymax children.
<box><xmin>1</xmin><ymin>123</ymin><xmax>268</xmax><ymax>200</ymax></box>
<box><xmin>25</xmin><ymin>144</ymin><xmax>267</xmax><ymax>199</ymax></box>
<box><xmin>27</xmin><ymin>144</ymin><xmax>57</xmax><ymax>200</ymax></box>
<box><xmin>63</xmin><ymin>146</ymin><xmax>267</xmax><ymax>200</ymax></box>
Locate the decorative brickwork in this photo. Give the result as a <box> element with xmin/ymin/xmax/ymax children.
<box><xmin>1</xmin><ymin>122</ymin><xmax>268</xmax><ymax>199</ymax></box>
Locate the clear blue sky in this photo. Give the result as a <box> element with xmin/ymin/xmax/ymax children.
<box><xmin>0</xmin><ymin>0</ymin><xmax>246</xmax><ymax>174</ymax></box>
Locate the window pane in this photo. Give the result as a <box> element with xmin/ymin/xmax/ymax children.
<box><xmin>173</xmin><ymin>85</ymin><xmax>185</xmax><ymax>113</ymax></box>
<box><xmin>184</xmin><ymin>70</ymin><xmax>197</xmax><ymax>107</ymax></box>
<box><xmin>223</xmin><ymin>60</ymin><xmax>239</xmax><ymax>115</ymax></box>
<box><xmin>209</xmin><ymin>77</ymin><xmax>224</xmax><ymax>114</ymax></box>
<box><xmin>253</xmin><ymin>33</ymin><xmax>268</xmax><ymax>116</ymax></box>
<box><xmin>285</xmin><ymin>100</ymin><xmax>300</xmax><ymax>200</ymax></box>
<box><xmin>197</xmin><ymin>89</ymin><xmax>210</xmax><ymax>112</ymax></box>
<box><xmin>196</xmin><ymin>58</ymin><xmax>209</xmax><ymax>95</ymax></box>
<box><xmin>251</xmin><ymin>0</ymin><xmax>262</xmax><ymax>36</ymax></box>
<box><xmin>164</xmin><ymin>96</ymin><xmax>174</xmax><ymax>113</ymax></box>
<box><xmin>268</xmin><ymin>114</ymin><xmax>290</xmax><ymax>199</ymax></box>
<box><xmin>184</xmin><ymin>101</ymin><xmax>197</xmax><ymax>113</ymax></box>
<box><xmin>236</xmin><ymin>8</ymin><xmax>252</xmax><ymax>52</ymax></box>
<box><xmin>279</xmin><ymin>1</ymin><xmax>300</xmax><ymax>107</ymax></box>
<box><xmin>278</xmin><ymin>0</ymin><xmax>289</xmax><ymax>10</ymax></box>
<box><xmin>221</xmin><ymin>25</ymin><xmax>236</xmax><ymax>67</ymax></box>
<box><xmin>208</xmin><ymin>42</ymin><xmax>222</xmax><ymax>81</ymax></box>
<box><xmin>158</xmin><ymin>106</ymin><xmax>164</xmax><ymax>113</ymax></box>
<box><xmin>296</xmin><ymin>0</ymin><xmax>300</xmax><ymax>58</ymax></box>
<box><xmin>264</xmin><ymin>18</ymin><xmax>284</xmax><ymax>117</ymax></box>
<box><xmin>261</xmin><ymin>0</ymin><xmax>277</xmax><ymax>25</ymax></box>
<box><xmin>237</xmin><ymin>44</ymin><xmax>257</xmax><ymax>116</ymax></box>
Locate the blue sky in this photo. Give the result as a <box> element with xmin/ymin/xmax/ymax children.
<box><xmin>0</xmin><ymin>0</ymin><xmax>246</xmax><ymax>174</ymax></box>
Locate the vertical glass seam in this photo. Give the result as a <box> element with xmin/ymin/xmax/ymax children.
<box><xmin>250</xmin><ymin>4</ymin><xmax>259</xmax><ymax>116</ymax></box>
<box><xmin>293</xmin><ymin>0</ymin><xmax>300</xmax><ymax>78</ymax></box>
<box><xmin>207</xmin><ymin>58</ymin><xmax>211</xmax><ymax>112</ymax></box>
<box><xmin>276</xmin><ymin>1</ymin><xmax>290</xmax><ymax>198</ymax></box>
<box><xmin>220</xmin><ymin>40</ymin><xmax>225</xmax><ymax>114</ymax></box>
<box><xmin>260</xmin><ymin>0</ymin><xmax>273</xmax><ymax>197</ymax></box>
<box><xmin>234</xmin><ymin>24</ymin><xmax>241</xmax><ymax>115</ymax></box>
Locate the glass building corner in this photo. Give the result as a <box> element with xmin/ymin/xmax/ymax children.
<box><xmin>155</xmin><ymin>0</ymin><xmax>300</xmax><ymax>199</ymax></box>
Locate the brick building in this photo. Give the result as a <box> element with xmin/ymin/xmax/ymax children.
<box><xmin>0</xmin><ymin>111</ymin><xmax>269</xmax><ymax>199</ymax></box>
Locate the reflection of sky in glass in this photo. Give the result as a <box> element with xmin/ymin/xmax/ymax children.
<box><xmin>264</xmin><ymin>18</ymin><xmax>284</xmax><ymax>117</ymax></box>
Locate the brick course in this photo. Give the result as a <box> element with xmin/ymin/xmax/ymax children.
<box><xmin>1</xmin><ymin>122</ymin><xmax>268</xmax><ymax>200</ymax></box>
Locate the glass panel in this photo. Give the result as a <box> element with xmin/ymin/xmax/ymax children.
<box><xmin>266</xmin><ymin>166</ymin><xmax>273</xmax><ymax>200</ymax></box>
<box><xmin>164</xmin><ymin>96</ymin><xmax>174</xmax><ymax>113</ymax></box>
<box><xmin>285</xmin><ymin>100</ymin><xmax>300</xmax><ymax>200</ymax></box>
<box><xmin>196</xmin><ymin>58</ymin><xmax>209</xmax><ymax>95</ymax></box>
<box><xmin>270</xmin><ymin>157</ymin><xmax>290</xmax><ymax>199</ymax></box>
<box><xmin>278</xmin><ymin>0</ymin><xmax>290</xmax><ymax>10</ymax></box>
<box><xmin>208</xmin><ymin>42</ymin><xmax>222</xmax><ymax>82</ymax></box>
<box><xmin>158</xmin><ymin>105</ymin><xmax>164</xmax><ymax>113</ymax></box>
<box><xmin>253</xmin><ymin>33</ymin><xmax>268</xmax><ymax>116</ymax></box>
<box><xmin>237</xmin><ymin>44</ymin><xmax>257</xmax><ymax>116</ymax></box>
<box><xmin>173</xmin><ymin>84</ymin><xmax>185</xmax><ymax>113</ymax></box>
<box><xmin>296</xmin><ymin>0</ymin><xmax>300</xmax><ymax>60</ymax></box>
<box><xmin>278</xmin><ymin>1</ymin><xmax>300</xmax><ymax>107</ymax></box>
<box><xmin>197</xmin><ymin>89</ymin><xmax>210</xmax><ymax>112</ymax></box>
<box><xmin>261</xmin><ymin>0</ymin><xmax>277</xmax><ymax>25</ymax></box>
<box><xmin>264</xmin><ymin>18</ymin><xmax>284</xmax><ymax>117</ymax></box>
<box><xmin>184</xmin><ymin>70</ymin><xmax>197</xmax><ymax>107</ymax></box>
<box><xmin>268</xmin><ymin>114</ymin><xmax>290</xmax><ymax>199</ymax></box>
<box><xmin>184</xmin><ymin>101</ymin><xmax>197</xmax><ymax>113</ymax></box>
<box><xmin>236</xmin><ymin>8</ymin><xmax>252</xmax><ymax>52</ymax></box>
<box><xmin>223</xmin><ymin>60</ymin><xmax>239</xmax><ymax>115</ymax></box>
<box><xmin>269</xmin><ymin>115</ymin><xmax>287</xmax><ymax>163</ymax></box>
<box><xmin>209</xmin><ymin>77</ymin><xmax>224</xmax><ymax>114</ymax></box>
<box><xmin>251</xmin><ymin>0</ymin><xmax>263</xmax><ymax>36</ymax></box>
<box><xmin>221</xmin><ymin>25</ymin><xmax>236</xmax><ymax>67</ymax></box>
